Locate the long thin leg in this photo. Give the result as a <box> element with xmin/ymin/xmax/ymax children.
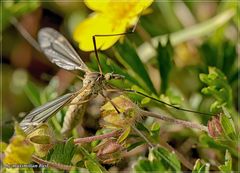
<box><xmin>91</xmin><ymin>9</ymin><xmax>143</xmax><ymax>74</ymax></box>
<box><xmin>92</xmin><ymin>31</ymin><xmax>136</xmax><ymax>75</ymax></box>
<box><xmin>131</xmin><ymin>125</ymin><xmax>154</xmax><ymax>148</ymax></box>
<box><xmin>104</xmin><ymin>86</ymin><xmax>214</xmax><ymax>116</ymax></box>
<box><xmin>100</xmin><ymin>93</ymin><xmax>121</xmax><ymax>114</ymax></box>
<box><xmin>125</xmin><ymin>89</ymin><xmax>214</xmax><ymax>116</ymax></box>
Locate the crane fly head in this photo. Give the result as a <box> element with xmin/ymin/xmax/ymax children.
<box><xmin>104</xmin><ymin>73</ymin><xmax>125</xmax><ymax>81</ymax></box>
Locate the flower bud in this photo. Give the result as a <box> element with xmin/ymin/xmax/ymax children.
<box><xmin>208</xmin><ymin>115</ymin><xmax>223</xmax><ymax>138</ymax></box>
<box><xmin>95</xmin><ymin>139</ymin><xmax>124</xmax><ymax>164</ymax></box>
<box><xmin>100</xmin><ymin>95</ymin><xmax>141</xmax><ymax>129</ymax></box>
<box><xmin>26</xmin><ymin>124</ymin><xmax>54</xmax><ymax>157</ymax></box>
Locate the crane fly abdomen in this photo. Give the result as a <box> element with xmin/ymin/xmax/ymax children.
<box><xmin>61</xmin><ymin>73</ymin><xmax>106</xmax><ymax>136</ymax></box>
<box><xmin>61</xmin><ymin>86</ymin><xmax>92</xmax><ymax>136</ymax></box>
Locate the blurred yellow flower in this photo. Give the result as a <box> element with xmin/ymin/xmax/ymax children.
<box><xmin>3</xmin><ymin>135</ymin><xmax>34</xmax><ymax>165</ymax></box>
<box><xmin>73</xmin><ymin>0</ymin><xmax>153</xmax><ymax>51</ymax></box>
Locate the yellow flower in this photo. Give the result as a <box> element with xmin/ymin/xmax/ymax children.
<box><xmin>3</xmin><ymin>135</ymin><xmax>34</xmax><ymax>165</ymax></box>
<box><xmin>3</xmin><ymin>123</ymin><xmax>34</xmax><ymax>165</ymax></box>
<box><xmin>73</xmin><ymin>0</ymin><xmax>153</xmax><ymax>51</ymax></box>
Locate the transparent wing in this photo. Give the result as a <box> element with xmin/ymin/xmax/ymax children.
<box><xmin>38</xmin><ymin>27</ymin><xmax>90</xmax><ymax>72</ymax></box>
<box><xmin>20</xmin><ymin>93</ymin><xmax>75</xmax><ymax>134</ymax></box>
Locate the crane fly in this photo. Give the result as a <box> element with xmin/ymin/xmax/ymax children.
<box><xmin>20</xmin><ymin>28</ymin><xmax>124</xmax><ymax>135</ymax></box>
<box><xmin>19</xmin><ymin>28</ymin><xmax>213</xmax><ymax>135</ymax></box>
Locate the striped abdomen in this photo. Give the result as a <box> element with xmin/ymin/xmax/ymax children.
<box><xmin>61</xmin><ymin>87</ymin><xmax>93</xmax><ymax>136</ymax></box>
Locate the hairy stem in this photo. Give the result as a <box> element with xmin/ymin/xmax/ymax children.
<box><xmin>11</xmin><ymin>17</ymin><xmax>42</xmax><ymax>52</ymax></box>
<box><xmin>32</xmin><ymin>155</ymin><xmax>73</xmax><ymax>171</ymax></box>
<box><xmin>74</xmin><ymin>130</ymin><xmax>121</xmax><ymax>144</ymax></box>
<box><xmin>141</xmin><ymin>110</ymin><xmax>208</xmax><ymax>132</ymax></box>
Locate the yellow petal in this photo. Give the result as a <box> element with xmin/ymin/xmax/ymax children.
<box><xmin>108</xmin><ymin>0</ymin><xmax>153</xmax><ymax>17</ymax></box>
<box><xmin>73</xmin><ymin>13</ymin><xmax>126</xmax><ymax>51</ymax></box>
<box><xmin>3</xmin><ymin>135</ymin><xmax>34</xmax><ymax>164</ymax></box>
<box><xmin>84</xmin><ymin>0</ymin><xmax>110</xmax><ymax>12</ymax></box>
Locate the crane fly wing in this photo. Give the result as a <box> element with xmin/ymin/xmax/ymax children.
<box><xmin>38</xmin><ymin>27</ymin><xmax>90</xmax><ymax>72</ymax></box>
<box><xmin>20</xmin><ymin>93</ymin><xmax>75</xmax><ymax>134</ymax></box>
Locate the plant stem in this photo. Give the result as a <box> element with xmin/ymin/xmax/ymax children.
<box><xmin>32</xmin><ymin>155</ymin><xmax>73</xmax><ymax>171</ymax></box>
<box><xmin>74</xmin><ymin>130</ymin><xmax>121</xmax><ymax>144</ymax></box>
<box><xmin>11</xmin><ymin>17</ymin><xmax>42</xmax><ymax>52</ymax></box>
<box><xmin>141</xmin><ymin>110</ymin><xmax>208</xmax><ymax>132</ymax></box>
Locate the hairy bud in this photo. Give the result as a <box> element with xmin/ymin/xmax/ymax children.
<box><xmin>95</xmin><ymin>139</ymin><xmax>124</xmax><ymax>164</ymax></box>
<box><xmin>208</xmin><ymin>115</ymin><xmax>223</xmax><ymax>138</ymax></box>
<box><xmin>100</xmin><ymin>95</ymin><xmax>141</xmax><ymax>129</ymax></box>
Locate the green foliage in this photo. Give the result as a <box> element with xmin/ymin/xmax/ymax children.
<box><xmin>1</xmin><ymin>1</ymin><xmax>40</xmax><ymax>31</ymax></box>
<box><xmin>78</xmin><ymin>146</ymin><xmax>107</xmax><ymax>173</ymax></box>
<box><xmin>88</xmin><ymin>52</ymin><xmax>140</xmax><ymax>88</ymax></box>
<box><xmin>218</xmin><ymin>150</ymin><xmax>232</xmax><ymax>173</ymax></box>
<box><xmin>157</xmin><ymin>40</ymin><xmax>173</xmax><ymax>93</ymax></box>
<box><xmin>199</xmin><ymin>67</ymin><xmax>232</xmax><ymax>112</ymax></box>
<box><xmin>24</xmin><ymin>81</ymin><xmax>41</xmax><ymax>107</ymax></box>
<box><xmin>220</xmin><ymin>111</ymin><xmax>237</xmax><ymax>141</ymax></box>
<box><xmin>47</xmin><ymin>138</ymin><xmax>76</xmax><ymax>165</ymax></box>
<box><xmin>133</xmin><ymin>146</ymin><xmax>181</xmax><ymax>172</ymax></box>
<box><xmin>84</xmin><ymin>160</ymin><xmax>104</xmax><ymax>173</ymax></box>
<box><xmin>192</xmin><ymin>159</ymin><xmax>210</xmax><ymax>173</ymax></box>
<box><xmin>115</xmin><ymin>39</ymin><xmax>157</xmax><ymax>94</ymax></box>
<box><xmin>199</xmin><ymin>40</ymin><xmax>237</xmax><ymax>84</ymax></box>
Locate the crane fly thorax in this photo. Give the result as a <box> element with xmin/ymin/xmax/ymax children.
<box><xmin>83</xmin><ymin>72</ymin><xmax>106</xmax><ymax>94</ymax></box>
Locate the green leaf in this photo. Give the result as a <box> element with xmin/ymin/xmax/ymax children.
<box><xmin>218</xmin><ymin>150</ymin><xmax>232</xmax><ymax>173</ymax></box>
<box><xmin>49</xmin><ymin>138</ymin><xmax>76</xmax><ymax>165</ymax></box>
<box><xmin>133</xmin><ymin>158</ymin><xmax>165</xmax><ymax>173</ymax></box>
<box><xmin>133</xmin><ymin>146</ymin><xmax>181</xmax><ymax>172</ymax></box>
<box><xmin>150</xmin><ymin>147</ymin><xmax>181</xmax><ymax>171</ymax></box>
<box><xmin>78</xmin><ymin>146</ymin><xmax>107</xmax><ymax>173</ymax></box>
<box><xmin>192</xmin><ymin>159</ymin><xmax>210</xmax><ymax>173</ymax></box>
<box><xmin>115</xmin><ymin>39</ymin><xmax>157</xmax><ymax>94</ymax></box>
<box><xmin>24</xmin><ymin>81</ymin><xmax>41</xmax><ymax>107</ymax></box>
<box><xmin>221</xmin><ymin>41</ymin><xmax>237</xmax><ymax>78</ymax></box>
<box><xmin>150</xmin><ymin>122</ymin><xmax>160</xmax><ymax>141</ymax></box>
<box><xmin>220</xmin><ymin>113</ymin><xmax>237</xmax><ymax>141</ymax></box>
<box><xmin>88</xmin><ymin>53</ymin><xmax>141</xmax><ymax>88</ymax></box>
<box><xmin>157</xmin><ymin>40</ymin><xmax>173</xmax><ymax>93</ymax></box>
<box><xmin>85</xmin><ymin>160</ymin><xmax>103</xmax><ymax>173</ymax></box>
<box><xmin>199</xmin><ymin>67</ymin><xmax>232</xmax><ymax>112</ymax></box>
<box><xmin>199</xmin><ymin>40</ymin><xmax>237</xmax><ymax>81</ymax></box>
<box><xmin>127</xmin><ymin>141</ymin><xmax>145</xmax><ymax>152</ymax></box>
<box><xmin>135</xmin><ymin>122</ymin><xmax>150</xmax><ymax>134</ymax></box>
<box><xmin>117</xmin><ymin>126</ymin><xmax>131</xmax><ymax>143</ymax></box>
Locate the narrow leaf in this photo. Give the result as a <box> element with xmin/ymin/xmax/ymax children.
<box><xmin>115</xmin><ymin>39</ymin><xmax>157</xmax><ymax>94</ymax></box>
<box><xmin>85</xmin><ymin>160</ymin><xmax>103</xmax><ymax>173</ymax></box>
<box><xmin>24</xmin><ymin>81</ymin><xmax>41</xmax><ymax>107</ymax></box>
<box><xmin>157</xmin><ymin>40</ymin><xmax>173</xmax><ymax>93</ymax></box>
